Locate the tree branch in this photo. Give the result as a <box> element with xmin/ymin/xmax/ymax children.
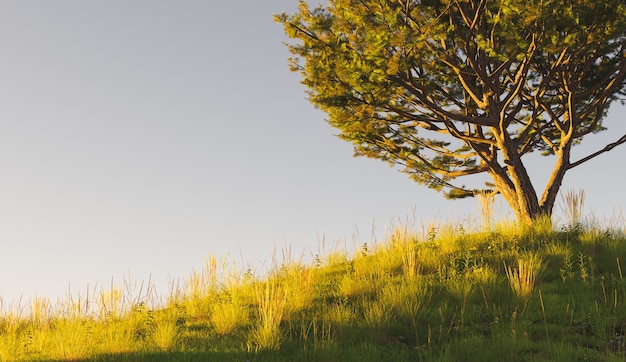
<box><xmin>568</xmin><ymin>133</ymin><xmax>626</xmax><ymax>169</ymax></box>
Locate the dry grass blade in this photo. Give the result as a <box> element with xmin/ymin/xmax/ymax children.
<box><xmin>561</xmin><ymin>189</ymin><xmax>585</xmax><ymax>228</ymax></box>
<box><xmin>249</xmin><ymin>280</ymin><xmax>286</xmax><ymax>351</ymax></box>
<box><xmin>476</xmin><ymin>190</ymin><xmax>497</xmax><ymax>231</ymax></box>
<box><xmin>505</xmin><ymin>252</ymin><xmax>544</xmax><ymax>300</ymax></box>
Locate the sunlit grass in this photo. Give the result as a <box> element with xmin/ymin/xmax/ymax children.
<box><xmin>248</xmin><ymin>280</ymin><xmax>285</xmax><ymax>351</ymax></box>
<box><xmin>1</xmin><ymin>208</ymin><xmax>626</xmax><ymax>360</ymax></box>
<box><xmin>505</xmin><ymin>251</ymin><xmax>544</xmax><ymax>301</ymax></box>
<box><xmin>210</xmin><ymin>299</ymin><xmax>249</xmax><ymax>335</ymax></box>
<box><xmin>151</xmin><ymin>318</ymin><xmax>181</xmax><ymax>351</ymax></box>
<box><xmin>561</xmin><ymin>189</ymin><xmax>586</xmax><ymax>229</ymax></box>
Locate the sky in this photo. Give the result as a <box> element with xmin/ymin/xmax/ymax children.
<box><xmin>0</xmin><ymin>1</ymin><xmax>624</xmax><ymax>305</ymax></box>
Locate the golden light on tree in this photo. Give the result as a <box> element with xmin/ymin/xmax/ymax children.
<box><xmin>276</xmin><ymin>0</ymin><xmax>626</xmax><ymax>225</ymax></box>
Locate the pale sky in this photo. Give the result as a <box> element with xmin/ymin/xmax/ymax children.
<box><xmin>0</xmin><ymin>1</ymin><xmax>624</xmax><ymax>304</ymax></box>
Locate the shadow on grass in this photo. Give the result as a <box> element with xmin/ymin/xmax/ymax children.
<box><xmin>44</xmin><ymin>345</ymin><xmax>422</xmax><ymax>362</ymax></box>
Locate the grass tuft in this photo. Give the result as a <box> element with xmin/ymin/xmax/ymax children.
<box><xmin>248</xmin><ymin>280</ymin><xmax>285</xmax><ymax>351</ymax></box>
<box><xmin>505</xmin><ymin>251</ymin><xmax>544</xmax><ymax>301</ymax></box>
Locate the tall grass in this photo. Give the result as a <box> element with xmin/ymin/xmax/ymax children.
<box><xmin>476</xmin><ymin>190</ymin><xmax>497</xmax><ymax>231</ymax></box>
<box><xmin>0</xmin><ymin>215</ymin><xmax>626</xmax><ymax>360</ymax></box>
<box><xmin>505</xmin><ymin>251</ymin><xmax>544</xmax><ymax>301</ymax></box>
<box><xmin>561</xmin><ymin>189</ymin><xmax>586</xmax><ymax>229</ymax></box>
<box><xmin>248</xmin><ymin>279</ymin><xmax>286</xmax><ymax>351</ymax></box>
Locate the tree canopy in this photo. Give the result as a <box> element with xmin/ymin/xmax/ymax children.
<box><xmin>276</xmin><ymin>0</ymin><xmax>626</xmax><ymax>225</ymax></box>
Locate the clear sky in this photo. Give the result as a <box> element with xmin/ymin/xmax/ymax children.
<box><xmin>0</xmin><ymin>1</ymin><xmax>624</xmax><ymax>304</ymax></box>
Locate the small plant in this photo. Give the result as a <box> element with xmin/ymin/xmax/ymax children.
<box><xmin>151</xmin><ymin>319</ymin><xmax>181</xmax><ymax>351</ymax></box>
<box><xmin>275</xmin><ymin>262</ymin><xmax>316</xmax><ymax>318</ymax></box>
<box><xmin>95</xmin><ymin>319</ymin><xmax>136</xmax><ymax>354</ymax></box>
<box><xmin>444</xmin><ymin>272</ymin><xmax>476</xmax><ymax>309</ymax></box>
<box><xmin>560</xmin><ymin>248</ymin><xmax>575</xmax><ymax>282</ymax></box>
<box><xmin>305</xmin><ymin>319</ymin><xmax>335</xmax><ymax>350</ymax></box>
<box><xmin>476</xmin><ymin>190</ymin><xmax>497</xmax><ymax>231</ymax></box>
<box><xmin>360</xmin><ymin>298</ymin><xmax>394</xmax><ymax>329</ymax></box>
<box><xmin>401</xmin><ymin>242</ymin><xmax>421</xmax><ymax>280</ymax></box>
<box><xmin>579</xmin><ymin>227</ymin><xmax>612</xmax><ymax>244</ymax></box>
<box><xmin>211</xmin><ymin>300</ymin><xmax>249</xmax><ymax>335</ymax></box>
<box><xmin>325</xmin><ymin>302</ymin><xmax>355</xmax><ymax>326</ymax></box>
<box><xmin>561</xmin><ymin>189</ymin><xmax>586</xmax><ymax>230</ymax></box>
<box><xmin>505</xmin><ymin>251</ymin><xmax>544</xmax><ymax>301</ymax></box>
<box><xmin>577</xmin><ymin>252</ymin><xmax>591</xmax><ymax>283</ymax></box>
<box><xmin>248</xmin><ymin>280</ymin><xmax>285</xmax><ymax>351</ymax></box>
<box><xmin>427</xmin><ymin>223</ymin><xmax>437</xmax><ymax>242</ymax></box>
<box><xmin>299</xmin><ymin>317</ymin><xmax>335</xmax><ymax>352</ymax></box>
<box><xmin>47</xmin><ymin>318</ymin><xmax>91</xmax><ymax>360</ymax></box>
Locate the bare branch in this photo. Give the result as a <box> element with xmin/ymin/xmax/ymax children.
<box><xmin>568</xmin><ymin>134</ymin><xmax>626</xmax><ymax>169</ymax></box>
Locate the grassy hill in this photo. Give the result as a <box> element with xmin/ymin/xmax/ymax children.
<box><xmin>1</xmin><ymin>217</ymin><xmax>626</xmax><ymax>361</ymax></box>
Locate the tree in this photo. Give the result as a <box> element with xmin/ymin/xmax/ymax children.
<box><xmin>275</xmin><ymin>0</ymin><xmax>626</xmax><ymax>225</ymax></box>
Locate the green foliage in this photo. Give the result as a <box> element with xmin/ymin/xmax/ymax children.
<box><xmin>276</xmin><ymin>0</ymin><xmax>626</xmax><ymax>224</ymax></box>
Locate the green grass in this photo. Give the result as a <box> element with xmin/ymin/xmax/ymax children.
<box><xmin>1</xmin><ymin>218</ymin><xmax>626</xmax><ymax>361</ymax></box>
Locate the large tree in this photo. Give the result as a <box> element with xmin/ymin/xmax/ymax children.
<box><xmin>276</xmin><ymin>0</ymin><xmax>626</xmax><ymax>225</ymax></box>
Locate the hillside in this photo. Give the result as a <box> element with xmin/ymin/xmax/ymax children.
<box><xmin>1</xmin><ymin>218</ymin><xmax>626</xmax><ymax>361</ymax></box>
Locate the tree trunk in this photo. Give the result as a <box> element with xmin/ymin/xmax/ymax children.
<box><xmin>539</xmin><ymin>146</ymin><xmax>571</xmax><ymax>217</ymax></box>
<box><xmin>489</xmin><ymin>170</ymin><xmax>546</xmax><ymax>226</ymax></box>
<box><xmin>490</xmin><ymin>131</ymin><xmax>546</xmax><ymax>226</ymax></box>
